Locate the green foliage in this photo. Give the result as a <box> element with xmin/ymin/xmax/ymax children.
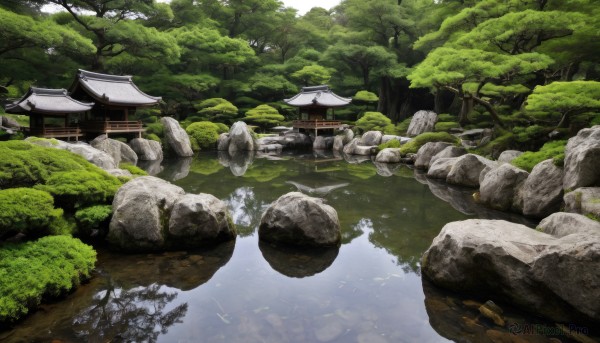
<box><xmin>435</xmin><ymin>122</ymin><xmax>460</xmax><ymax>132</ymax></box>
<box><xmin>0</xmin><ymin>188</ymin><xmax>63</xmax><ymax>239</ymax></box>
<box><xmin>145</xmin><ymin>123</ymin><xmax>165</xmax><ymax>138</ymax></box>
<box><xmin>377</xmin><ymin>139</ymin><xmax>402</xmax><ymax>151</ymax></box>
<box><xmin>399</xmin><ymin>132</ymin><xmax>459</xmax><ymax>155</ymax></box>
<box><xmin>396</xmin><ymin>118</ymin><xmax>412</xmax><ymax>135</ymax></box>
<box><xmin>74</xmin><ymin>205</ymin><xmax>112</xmax><ymax>234</ymax></box>
<box><xmin>185</xmin><ymin>121</ymin><xmax>220</xmax><ymax>151</ymax></box>
<box><xmin>195</xmin><ymin>98</ymin><xmax>239</xmax><ymax>124</ymax></box>
<box><xmin>119</xmin><ymin>163</ymin><xmax>148</xmax><ymax>176</ymax></box>
<box><xmin>355</xmin><ymin>112</ymin><xmax>395</xmax><ymax>133</ymax></box>
<box><xmin>354</xmin><ymin>90</ymin><xmax>379</xmax><ymax>102</ymax></box>
<box><xmin>242</xmin><ymin>105</ymin><xmax>285</xmax><ymax>131</ymax></box>
<box><xmin>144</xmin><ymin>133</ymin><xmax>162</xmax><ymax>142</ymax></box>
<box><xmin>0</xmin><ymin>236</ymin><xmax>96</xmax><ymax>323</ymax></box>
<box><xmin>35</xmin><ymin>171</ymin><xmax>122</xmax><ymax>209</ymax></box>
<box><xmin>291</xmin><ymin>64</ymin><xmax>332</xmax><ymax>86</ymax></box>
<box><xmin>511</xmin><ymin>140</ymin><xmax>567</xmax><ymax>172</ymax></box>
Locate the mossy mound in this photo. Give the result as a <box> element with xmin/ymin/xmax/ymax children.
<box><xmin>0</xmin><ymin>188</ymin><xmax>64</xmax><ymax>239</ymax></box>
<box><xmin>399</xmin><ymin>132</ymin><xmax>460</xmax><ymax>155</ymax></box>
<box><xmin>511</xmin><ymin>140</ymin><xmax>567</xmax><ymax>172</ymax></box>
<box><xmin>0</xmin><ymin>236</ymin><xmax>96</xmax><ymax>324</ymax></box>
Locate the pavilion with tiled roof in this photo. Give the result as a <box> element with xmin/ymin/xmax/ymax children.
<box><xmin>5</xmin><ymin>87</ymin><xmax>93</xmax><ymax>141</ymax></box>
<box><xmin>284</xmin><ymin>85</ymin><xmax>351</xmax><ymax>136</ymax></box>
<box><xmin>70</xmin><ymin>69</ymin><xmax>161</xmax><ymax>137</ymax></box>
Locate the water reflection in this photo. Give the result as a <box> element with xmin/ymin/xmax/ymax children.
<box><xmin>259</xmin><ymin>241</ymin><xmax>339</xmax><ymax>278</ymax></box>
<box><xmin>225</xmin><ymin>187</ymin><xmax>267</xmax><ymax>236</ymax></box>
<box><xmin>73</xmin><ymin>284</ymin><xmax>188</xmax><ymax>343</ymax></box>
<box><xmin>285</xmin><ymin>180</ymin><xmax>349</xmax><ymax>196</ymax></box>
<box><xmin>218</xmin><ymin>150</ymin><xmax>255</xmax><ymax>176</ymax></box>
<box><xmin>161</xmin><ymin>157</ymin><xmax>192</xmax><ymax>181</ymax></box>
<box><xmin>138</xmin><ymin>159</ymin><xmax>164</xmax><ymax>176</ymax></box>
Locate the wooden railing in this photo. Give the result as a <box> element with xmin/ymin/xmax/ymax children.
<box><xmin>292</xmin><ymin>120</ymin><xmax>343</xmax><ymax>129</ymax></box>
<box><xmin>82</xmin><ymin>120</ymin><xmax>144</xmax><ymax>133</ymax></box>
<box><xmin>29</xmin><ymin>127</ymin><xmax>82</xmax><ymax>140</ymax></box>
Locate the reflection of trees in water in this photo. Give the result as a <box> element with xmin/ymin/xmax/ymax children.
<box><xmin>189</xmin><ymin>157</ymin><xmax>224</xmax><ymax>176</ymax></box>
<box><xmin>225</xmin><ymin>187</ymin><xmax>266</xmax><ymax>237</ymax></box>
<box><xmin>73</xmin><ymin>282</ymin><xmax>187</xmax><ymax>343</ymax></box>
<box><xmin>243</xmin><ymin>163</ymin><xmax>288</xmax><ymax>182</ymax></box>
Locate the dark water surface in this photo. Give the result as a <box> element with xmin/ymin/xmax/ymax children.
<box><xmin>3</xmin><ymin>151</ymin><xmax>584</xmax><ymax>343</ymax></box>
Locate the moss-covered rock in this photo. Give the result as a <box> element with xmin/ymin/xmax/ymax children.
<box><xmin>399</xmin><ymin>132</ymin><xmax>459</xmax><ymax>155</ymax></box>
<box><xmin>511</xmin><ymin>140</ymin><xmax>566</xmax><ymax>172</ymax></box>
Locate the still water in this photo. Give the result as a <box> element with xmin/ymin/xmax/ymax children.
<box><xmin>2</xmin><ymin>151</ymin><xmax>578</xmax><ymax>343</ymax></box>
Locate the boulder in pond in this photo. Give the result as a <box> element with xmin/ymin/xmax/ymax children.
<box><xmin>168</xmin><ymin>193</ymin><xmax>236</xmax><ymax>247</ymax></box>
<box><xmin>446</xmin><ymin>154</ymin><xmax>496</xmax><ymax>187</ymax></box>
<box><xmin>259</xmin><ymin>192</ymin><xmax>341</xmax><ymax>247</ymax></box>
<box><xmin>62</xmin><ymin>142</ymin><xmax>117</xmax><ymax>170</ymax></box>
<box><xmin>427</xmin><ymin>157</ymin><xmax>458</xmax><ymax>180</ymax></box>
<box><xmin>313</xmin><ymin>136</ymin><xmax>334</xmax><ymax>150</ymax></box>
<box><xmin>282</xmin><ymin>132</ymin><xmax>312</xmax><ymax>148</ymax></box>
<box><xmin>429</xmin><ymin>145</ymin><xmax>467</xmax><ymax>167</ymax></box>
<box><xmin>228</xmin><ymin>121</ymin><xmax>257</xmax><ymax>153</ymax></box>
<box><xmin>91</xmin><ymin>134</ymin><xmax>138</xmax><ymax>165</ymax></box>
<box><xmin>161</xmin><ymin>117</ymin><xmax>194</xmax><ymax>157</ymax></box>
<box><xmin>108</xmin><ymin>176</ymin><xmax>185</xmax><ymax>251</ymax></box>
<box><xmin>563</xmin><ymin>125</ymin><xmax>600</xmax><ymax>190</ymax></box>
<box><xmin>497</xmin><ymin>150</ymin><xmax>523</xmax><ymax>164</ymax></box>
<box><xmin>521</xmin><ymin>159</ymin><xmax>564</xmax><ymax>218</ymax></box>
<box><xmin>479</xmin><ymin>163</ymin><xmax>529</xmax><ymax>212</ymax></box>
<box><xmin>217</xmin><ymin>133</ymin><xmax>230</xmax><ymax>151</ymax></box>
<box><xmin>375</xmin><ymin>148</ymin><xmax>402</xmax><ymax>163</ymax></box>
<box><xmin>414</xmin><ymin>142</ymin><xmax>454</xmax><ymax>170</ymax></box>
<box><xmin>564</xmin><ymin>187</ymin><xmax>600</xmax><ymax>219</ymax></box>
<box><xmin>129</xmin><ymin>138</ymin><xmax>163</xmax><ymax>161</ymax></box>
<box><xmin>422</xmin><ymin>217</ymin><xmax>600</xmax><ymax>323</ymax></box>
<box><xmin>406</xmin><ymin>110</ymin><xmax>437</xmax><ymax>137</ymax></box>
<box><xmin>359</xmin><ymin>131</ymin><xmax>382</xmax><ymax>146</ymax></box>
<box><xmin>342</xmin><ymin>138</ymin><xmax>359</xmax><ymax>155</ymax></box>
<box><xmin>333</xmin><ymin>135</ymin><xmax>345</xmax><ymax>152</ymax></box>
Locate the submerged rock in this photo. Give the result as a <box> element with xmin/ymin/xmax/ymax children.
<box><xmin>259</xmin><ymin>192</ymin><xmax>341</xmax><ymax>247</ymax></box>
<box><xmin>422</xmin><ymin>217</ymin><xmax>600</xmax><ymax>323</ymax></box>
<box><xmin>161</xmin><ymin>117</ymin><xmax>194</xmax><ymax>157</ymax></box>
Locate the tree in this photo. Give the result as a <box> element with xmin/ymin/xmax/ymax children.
<box><xmin>194</xmin><ymin>98</ymin><xmax>239</xmax><ymax>124</ymax></box>
<box><xmin>355</xmin><ymin>111</ymin><xmax>394</xmax><ymax>133</ymax></box>
<box><xmin>525</xmin><ymin>81</ymin><xmax>600</xmax><ymax>128</ymax></box>
<box><xmin>291</xmin><ymin>65</ymin><xmax>332</xmax><ymax>86</ymax></box>
<box><xmin>242</xmin><ymin>104</ymin><xmax>285</xmax><ymax>131</ymax></box>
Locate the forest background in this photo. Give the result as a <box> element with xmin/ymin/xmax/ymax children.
<box><xmin>1</xmin><ymin>0</ymin><xmax>600</xmax><ymax>153</ymax></box>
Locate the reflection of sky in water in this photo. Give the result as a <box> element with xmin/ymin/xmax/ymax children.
<box><xmin>225</xmin><ymin>187</ymin><xmax>255</xmax><ymax>227</ymax></box>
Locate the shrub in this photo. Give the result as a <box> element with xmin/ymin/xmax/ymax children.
<box><xmin>145</xmin><ymin>123</ymin><xmax>164</xmax><ymax>137</ymax></box>
<box><xmin>437</xmin><ymin>113</ymin><xmax>456</xmax><ymax>122</ymax></box>
<box><xmin>186</xmin><ymin>121</ymin><xmax>220</xmax><ymax>151</ymax></box>
<box><xmin>355</xmin><ymin>112</ymin><xmax>395</xmax><ymax>133</ymax></box>
<box><xmin>144</xmin><ymin>133</ymin><xmax>161</xmax><ymax>142</ymax></box>
<box><xmin>353</xmin><ymin>90</ymin><xmax>379</xmax><ymax>102</ymax></box>
<box><xmin>377</xmin><ymin>139</ymin><xmax>402</xmax><ymax>151</ymax></box>
<box><xmin>0</xmin><ymin>236</ymin><xmax>96</xmax><ymax>323</ymax></box>
<box><xmin>434</xmin><ymin>121</ymin><xmax>460</xmax><ymax>132</ymax></box>
<box><xmin>511</xmin><ymin>140</ymin><xmax>567</xmax><ymax>172</ymax></box>
<box><xmin>74</xmin><ymin>205</ymin><xmax>112</xmax><ymax>235</ymax></box>
<box><xmin>35</xmin><ymin>170</ymin><xmax>122</xmax><ymax>209</ymax></box>
<box><xmin>119</xmin><ymin>163</ymin><xmax>148</xmax><ymax>176</ymax></box>
<box><xmin>0</xmin><ymin>188</ymin><xmax>63</xmax><ymax>238</ymax></box>
<box><xmin>195</xmin><ymin>98</ymin><xmax>239</xmax><ymax>124</ymax></box>
<box><xmin>214</xmin><ymin>122</ymin><xmax>229</xmax><ymax>134</ymax></box>
<box><xmin>399</xmin><ymin>132</ymin><xmax>459</xmax><ymax>155</ymax></box>
<box><xmin>242</xmin><ymin>105</ymin><xmax>285</xmax><ymax>131</ymax></box>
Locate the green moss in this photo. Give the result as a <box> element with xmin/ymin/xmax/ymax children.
<box><xmin>145</xmin><ymin>122</ymin><xmax>165</xmax><ymax>137</ymax></box>
<box><xmin>395</xmin><ymin>117</ymin><xmax>412</xmax><ymax>135</ymax></box>
<box><xmin>437</xmin><ymin>113</ymin><xmax>456</xmax><ymax>122</ymax></box>
<box><xmin>34</xmin><ymin>170</ymin><xmax>122</xmax><ymax>209</ymax></box>
<box><xmin>434</xmin><ymin>121</ymin><xmax>460</xmax><ymax>132</ymax></box>
<box><xmin>144</xmin><ymin>133</ymin><xmax>162</xmax><ymax>142</ymax></box>
<box><xmin>399</xmin><ymin>132</ymin><xmax>459</xmax><ymax>155</ymax></box>
<box><xmin>185</xmin><ymin>121</ymin><xmax>220</xmax><ymax>151</ymax></box>
<box><xmin>377</xmin><ymin>139</ymin><xmax>401</xmax><ymax>151</ymax></box>
<box><xmin>511</xmin><ymin>140</ymin><xmax>567</xmax><ymax>172</ymax></box>
<box><xmin>0</xmin><ymin>188</ymin><xmax>63</xmax><ymax>238</ymax></box>
<box><xmin>585</xmin><ymin>213</ymin><xmax>600</xmax><ymax>222</ymax></box>
<box><xmin>0</xmin><ymin>236</ymin><xmax>96</xmax><ymax>323</ymax></box>
<box><xmin>119</xmin><ymin>163</ymin><xmax>148</xmax><ymax>176</ymax></box>
<box><xmin>355</xmin><ymin>112</ymin><xmax>395</xmax><ymax>134</ymax></box>
<box><xmin>74</xmin><ymin>205</ymin><xmax>112</xmax><ymax>234</ymax></box>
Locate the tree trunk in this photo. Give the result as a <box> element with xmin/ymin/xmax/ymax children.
<box><xmin>459</xmin><ymin>93</ymin><xmax>473</xmax><ymax>126</ymax></box>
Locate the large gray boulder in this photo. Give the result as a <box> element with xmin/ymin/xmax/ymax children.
<box><xmin>538</xmin><ymin>211</ymin><xmax>600</xmax><ymax>238</ymax></box>
<box><xmin>161</xmin><ymin>117</ymin><xmax>194</xmax><ymax>157</ymax></box>
<box><xmin>407</xmin><ymin>110</ymin><xmax>437</xmax><ymax>137</ymax></box>
<box><xmin>259</xmin><ymin>192</ymin><xmax>341</xmax><ymax>247</ymax></box>
<box><xmin>359</xmin><ymin>131</ymin><xmax>383</xmax><ymax>146</ymax></box>
<box><xmin>313</xmin><ymin>136</ymin><xmax>334</xmax><ymax>150</ymax></box>
<box><xmin>422</xmin><ymin>217</ymin><xmax>600</xmax><ymax>323</ymax></box>
<box><xmin>282</xmin><ymin>132</ymin><xmax>312</xmax><ymax>148</ymax></box>
<box><xmin>564</xmin><ymin>187</ymin><xmax>600</xmax><ymax>219</ymax></box>
<box><xmin>168</xmin><ymin>193</ymin><xmax>236</xmax><ymax>247</ymax></box>
<box><xmin>563</xmin><ymin>125</ymin><xmax>600</xmax><ymax>190</ymax></box>
<box><xmin>497</xmin><ymin>150</ymin><xmax>523</xmax><ymax>164</ymax></box>
<box><xmin>342</xmin><ymin>138</ymin><xmax>359</xmax><ymax>155</ymax></box>
<box><xmin>414</xmin><ymin>142</ymin><xmax>454</xmax><ymax>170</ymax></box>
<box><xmin>108</xmin><ymin>176</ymin><xmax>186</xmax><ymax>251</ymax></box>
<box><xmin>1</xmin><ymin>115</ymin><xmax>20</xmax><ymax>129</ymax></box>
<box><xmin>427</xmin><ymin>157</ymin><xmax>458</xmax><ymax>180</ymax></box>
<box><xmin>446</xmin><ymin>154</ymin><xmax>497</xmax><ymax>187</ymax></box>
<box><xmin>217</xmin><ymin>133</ymin><xmax>231</xmax><ymax>151</ymax></box>
<box><xmin>479</xmin><ymin>163</ymin><xmax>529</xmax><ymax>211</ymax></box>
<box><xmin>333</xmin><ymin>129</ymin><xmax>354</xmax><ymax>152</ymax></box>
<box><xmin>91</xmin><ymin>134</ymin><xmax>138</xmax><ymax>165</ymax></box>
<box><xmin>375</xmin><ymin>148</ymin><xmax>402</xmax><ymax>163</ymax></box>
<box><xmin>521</xmin><ymin>159</ymin><xmax>564</xmax><ymax>218</ymax></box>
<box><xmin>62</xmin><ymin>142</ymin><xmax>117</xmax><ymax>170</ymax></box>
<box><xmin>129</xmin><ymin>138</ymin><xmax>163</xmax><ymax>161</ymax></box>
<box><xmin>429</xmin><ymin>146</ymin><xmax>467</xmax><ymax>167</ymax></box>
<box><xmin>228</xmin><ymin>121</ymin><xmax>256</xmax><ymax>153</ymax></box>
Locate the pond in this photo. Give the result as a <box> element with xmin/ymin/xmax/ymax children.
<box><xmin>2</xmin><ymin>150</ymin><xmax>580</xmax><ymax>343</ymax></box>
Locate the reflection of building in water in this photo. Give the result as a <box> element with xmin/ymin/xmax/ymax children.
<box><xmin>284</xmin><ymin>85</ymin><xmax>351</xmax><ymax>137</ymax></box>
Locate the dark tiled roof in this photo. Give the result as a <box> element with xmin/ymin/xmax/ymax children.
<box><xmin>284</xmin><ymin>85</ymin><xmax>351</xmax><ymax>107</ymax></box>
<box><xmin>72</xmin><ymin>69</ymin><xmax>161</xmax><ymax>106</ymax></box>
<box><xmin>5</xmin><ymin>87</ymin><xmax>93</xmax><ymax>114</ymax></box>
